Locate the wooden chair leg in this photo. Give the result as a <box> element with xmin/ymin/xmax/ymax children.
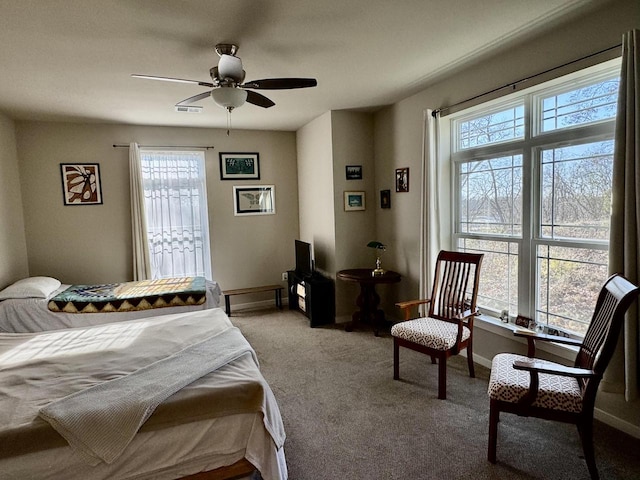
<box><xmin>467</xmin><ymin>342</ymin><xmax>475</xmax><ymax>378</ymax></box>
<box><xmin>488</xmin><ymin>400</ymin><xmax>499</xmax><ymax>463</ymax></box>
<box><xmin>393</xmin><ymin>339</ymin><xmax>400</xmax><ymax>380</ymax></box>
<box><xmin>577</xmin><ymin>420</ymin><xmax>599</xmax><ymax>480</ymax></box>
<box><xmin>437</xmin><ymin>354</ymin><xmax>447</xmax><ymax>399</ymax></box>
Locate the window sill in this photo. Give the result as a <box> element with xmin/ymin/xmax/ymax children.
<box><xmin>475</xmin><ymin>314</ymin><xmax>579</xmax><ymax>363</ymax></box>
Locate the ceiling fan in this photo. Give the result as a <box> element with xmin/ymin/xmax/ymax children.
<box><xmin>132</xmin><ymin>44</ymin><xmax>317</xmax><ymax>114</ymax></box>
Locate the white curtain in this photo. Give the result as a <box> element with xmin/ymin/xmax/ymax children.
<box><xmin>419</xmin><ymin>109</ymin><xmax>443</xmax><ymax>308</ymax></box>
<box><xmin>129</xmin><ymin>142</ymin><xmax>152</xmax><ymax>280</ymax></box>
<box><xmin>603</xmin><ymin>30</ymin><xmax>640</xmax><ymax>401</ymax></box>
<box><xmin>140</xmin><ymin>150</ymin><xmax>212</xmax><ymax>280</ymax></box>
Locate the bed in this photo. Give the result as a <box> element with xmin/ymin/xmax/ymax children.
<box><xmin>0</xmin><ymin>276</ymin><xmax>223</xmax><ymax>333</ymax></box>
<box><xmin>0</xmin><ymin>308</ymin><xmax>287</xmax><ymax>480</ymax></box>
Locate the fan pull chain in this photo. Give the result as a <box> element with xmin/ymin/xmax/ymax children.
<box><xmin>226</xmin><ymin>108</ymin><xmax>232</xmax><ymax>136</ymax></box>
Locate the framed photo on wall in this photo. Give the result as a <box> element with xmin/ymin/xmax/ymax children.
<box><xmin>233</xmin><ymin>185</ymin><xmax>275</xmax><ymax>216</ymax></box>
<box><xmin>60</xmin><ymin>163</ymin><xmax>103</xmax><ymax>205</ymax></box>
<box><xmin>344</xmin><ymin>191</ymin><xmax>365</xmax><ymax>211</ymax></box>
<box><xmin>380</xmin><ymin>189</ymin><xmax>391</xmax><ymax>209</ymax></box>
<box><xmin>395</xmin><ymin>167</ymin><xmax>409</xmax><ymax>192</ymax></box>
<box><xmin>219</xmin><ymin>152</ymin><xmax>260</xmax><ymax>180</ymax></box>
<box><xmin>345</xmin><ymin>165</ymin><xmax>362</xmax><ymax>180</ymax></box>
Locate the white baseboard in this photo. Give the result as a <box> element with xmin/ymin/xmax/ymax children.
<box><xmin>594</xmin><ymin>407</ymin><xmax>640</xmax><ymax>438</ymax></box>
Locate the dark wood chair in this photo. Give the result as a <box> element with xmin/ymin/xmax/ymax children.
<box><xmin>487</xmin><ymin>273</ymin><xmax>640</xmax><ymax>479</ymax></box>
<box><xmin>392</xmin><ymin>250</ymin><xmax>484</xmax><ymax>399</ymax></box>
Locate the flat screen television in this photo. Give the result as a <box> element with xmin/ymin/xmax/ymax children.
<box><xmin>295</xmin><ymin>240</ymin><xmax>313</xmax><ymax>277</ymax></box>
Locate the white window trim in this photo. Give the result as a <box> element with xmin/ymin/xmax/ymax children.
<box><xmin>446</xmin><ymin>58</ymin><xmax>620</xmax><ymax>336</ymax></box>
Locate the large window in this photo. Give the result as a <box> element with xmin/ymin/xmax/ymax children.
<box><xmin>450</xmin><ymin>60</ymin><xmax>620</xmax><ymax>336</ymax></box>
<box><xmin>139</xmin><ymin>150</ymin><xmax>212</xmax><ymax>280</ymax></box>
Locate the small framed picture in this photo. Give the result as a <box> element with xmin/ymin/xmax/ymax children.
<box><xmin>220</xmin><ymin>152</ymin><xmax>260</xmax><ymax>180</ymax></box>
<box><xmin>396</xmin><ymin>167</ymin><xmax>409</xmax><ymax>192</ymax></box>
<box><xmin>344</xmin><ymin>191</ymin><xmax>365</xmax><ymax>211</ymax></box>
<box><xmin>233</xmin><ymin>185</ymin><xmax>275</xmax><ymax>216</ymax></box>
<box><xmin>515</xmin><ymin>315</ymin><xmax>534</xmax><ymax>329</ymax></box>
<box><xmin>380</xmin><ymin>189</ymin><xmax>391</xmax><ymax>209</ymax></box>
<box><xmin>346</xmin><ymin>165</ymin><xmax>362</xmax><ymax>180</ymax></box>
<box><xmin>60</xmin><ymin>163</ymin><xmax>103</xmax><ymax>205</ymax></box>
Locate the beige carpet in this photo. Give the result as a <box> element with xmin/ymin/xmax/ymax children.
<box><xmin>231</xmin><ymin>307</ymin><xmax>640</xmax><ymax>480</ymax></box>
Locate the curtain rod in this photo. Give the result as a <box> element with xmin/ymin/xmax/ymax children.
<box><xmin>112</xmin><ymin>144</ymin><xmax>215</xmax><ymax>149</ymax></box>
<box><xmin>432</xmin><ymin>43</ymin><xmax>622</xmax><ymax>117</ymax></box>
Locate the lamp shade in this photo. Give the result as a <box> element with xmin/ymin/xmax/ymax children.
<box><xmin>211</xmin><ymin>87</ymin><xmax>248</xmax><ymax>110</ymax></box>
<box><xmin>367</xmin><ymin>241</ymin><xmax>386</xmax><ymax>250</ymax></box>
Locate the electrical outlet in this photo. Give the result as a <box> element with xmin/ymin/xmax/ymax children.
<box><xmin>282</xmin><ymin>272</ymin><xmax>288</xmax><ymax>281</ymax></box>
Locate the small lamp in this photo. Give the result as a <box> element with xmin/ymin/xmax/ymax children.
<box><xmin>367</xmin><ymin>241</ymin><xmax>386</xmax><ymax>276</ymax></box>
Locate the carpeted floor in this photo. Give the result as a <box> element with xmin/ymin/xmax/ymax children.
<box><xmin>230</xmin><ymin>307</ymin><xmax>640</xmax><ymax>480</ymax></box>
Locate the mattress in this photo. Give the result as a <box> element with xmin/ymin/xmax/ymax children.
<box><xmin>0</xmin><ymin>279</ymin><xmax>222</xmax><ymax>332</ymax></box>
<box><xmin>0</xmin><ymin>308</ymin><xmax>287</xmax><ymax>480</ymax></box>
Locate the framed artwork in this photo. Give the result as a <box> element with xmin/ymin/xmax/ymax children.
<box><xmin>395</xmin><ymin>167</ymin><xmax>409</xmax><ymax>192</ymax></box>
<box><xmin>344</xmin><ymin>191</ymin><xmax>365</xmax><ymax>211</ymax></box>
<box><xmin>233</xmin><ymin>185</ymin><xmax>275</xmax><ymax>216</ymax></box>
<box><xmin>345</xmin><ymin>165</ymin><xmax>362</xmax><ymax>180</ymax></box>
<box><xmin>219</xmin><ymin>152</ymin><xmax>260</xmax><ymax>180</ymax></box>
<box><xmin>515</xmin><ymin>315</ymin><xmax>536</xmax><ymax>330</ymax></box>
<box><xmin>60</xmin><ymin>163</ymin><xmax>103</xmax><ymax>205</ymax></box>
<box><xmin>380</xmin><ymin>189</ymin><xmax>391</xmax><ymax>209</ymax></box>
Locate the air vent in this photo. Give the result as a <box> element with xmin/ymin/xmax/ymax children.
<box><xmin>174</xmin><ymin>105</ymin><xmax>203</xmax><ymax>113</ymax></box>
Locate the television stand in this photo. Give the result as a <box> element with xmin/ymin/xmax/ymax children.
<box><xmin>287</xmin><ymin>270</ymin><xmax>335</xmax><ymax>327</ymax></box>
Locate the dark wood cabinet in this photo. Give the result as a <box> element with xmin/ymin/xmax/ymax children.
<box><xmin>287</xmin><ymin>270</ymin><xmax>335</xmax><ymax>327</ymax></box>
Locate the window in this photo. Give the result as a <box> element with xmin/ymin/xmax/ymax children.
<box><xmin>139</xmin><ymin>150</ymin><xmax>212</xmax><ymax>280</ymax></box>
<box><xmin>450</xmin><ymin>60</ymin><xmax>620</xmax><ymax>336</ymax></box>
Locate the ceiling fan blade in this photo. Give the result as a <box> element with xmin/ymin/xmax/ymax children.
<box><xmin>242</xmin><ymin>78</ymin><xmax>317</xmax><ymax>90</ymax></box>
<box><xmin>131</xmin><ymin>74</ymin><xmax>214</xmax><ymax>88</ymax></box>
<box><xmin>246</xmin><ymin>90</ymin><xmax>275</xmax><ymax>108</ymax></box>
<box><xmin>176</xmin><ymin>91</ymin><xmax>212</xmax><ymax>106</ymax></box>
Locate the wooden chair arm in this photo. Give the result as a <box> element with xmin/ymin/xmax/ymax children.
<box><xmin>513</xmin><ymin>360</ymin><xmax>596</xmax><ymax>379</ymax></box>
<box><xmin>514</xmin><ymin>329</ymin><xmax>582</xmax><ymax>357</ymax></box>
<box><xmin>395</xmin><ymin>298</ymin><xmax>431</xmax><ymax>321</ymax></box>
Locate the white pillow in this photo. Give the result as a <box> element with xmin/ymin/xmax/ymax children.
<box><xmin>0</xmin><ymin>276</ymin><xmax>62</xmax><ymax>300</ymax></box>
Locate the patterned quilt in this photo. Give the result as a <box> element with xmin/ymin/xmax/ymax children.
<box><xmin>47</xmin><ymin>277</ymin><xmax>207</xmax><ymax>314</ymax></box>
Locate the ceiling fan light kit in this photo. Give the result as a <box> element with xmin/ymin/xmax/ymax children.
<box><xmin>211</xmin><ymin>87</ymin><xmax>247</xmax><ymax>111</ymax></box>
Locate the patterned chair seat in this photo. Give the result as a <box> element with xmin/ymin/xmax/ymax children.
<box><xmin>488</xmin><ymin>353</ymin><xmax>583</xmax><ymax>413</ymax></box>
<box><xmin>391</xmin><ymin>317</ymin><xmax>471</xmax><ymax>351</ymax></box>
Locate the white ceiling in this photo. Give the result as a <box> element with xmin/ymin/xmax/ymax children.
<box><xmin>0</xmin><ymin>0</ymin><xmax>601</xmax><ymax>131</ymax></box>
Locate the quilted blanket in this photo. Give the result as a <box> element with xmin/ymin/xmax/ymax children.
<box><xmin>47</xmin><ymin>277</ymin><xmax>207</xmax><ymax>313</ymax></box>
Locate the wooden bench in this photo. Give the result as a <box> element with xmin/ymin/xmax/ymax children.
<box><xmin>223</xmin><ymin>284</ymin><xmax>284</xmax><ymax>316</ymax></box>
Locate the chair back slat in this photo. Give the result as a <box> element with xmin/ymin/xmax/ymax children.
<box><xmin>429</xmin><ymin>251</ymin><xmax>483</xmax><ymax>321</ymax></box>
<box><xmin>575</xmin><ymin>275</ymin><xmax>639</xmax><ymax>376</ymax></box>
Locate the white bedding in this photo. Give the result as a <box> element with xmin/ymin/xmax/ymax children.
<box><xmin>0</xmin><ymin>308</ymin><xmax>287</xmax><ymax>480</ymax></box>
<box><xmin>0</xmin><ymin>279</ymin><xmax>223</xmax><ymax>332</ymax></box>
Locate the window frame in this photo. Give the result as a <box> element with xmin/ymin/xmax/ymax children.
<box><xmin>139</xmin><ymin>148</ymin><xmax>213</xmax><ymax>280</ymax></box>
<box><xmin>448</xmin><ymin>59</ymin><xmax>620</xmax><ymax>335</ymax></box>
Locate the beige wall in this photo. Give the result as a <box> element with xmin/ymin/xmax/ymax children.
<box><xmin>14</xmin><ymin>121</ymin><xmax>299</xmax><ymax>295</ymax></box>
<box><xmin>373</xmin><ymin>0</ymin><xmax>639</xmax><ymax>431</ymax></box>
<box><xmin>0</xmin><ymin>112</ymin><xmax>28</xmax><ymax>288</ymax></box>
<box><xmin>296</xmin><ymin>110</ymin><xmax>379</xmax><ymax>317</ymax></box>
<box><xmin>296</xmin><ymin>112</ymin><xmax>336</xmax><ymax>276</ymax></box>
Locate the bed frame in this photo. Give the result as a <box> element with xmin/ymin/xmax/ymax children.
<box><xmin>181</xmin><ymin>458</ymin><xmax>256</xmax><ymax>480</ymax></box>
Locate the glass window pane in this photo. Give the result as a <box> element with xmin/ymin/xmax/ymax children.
<box><xmin>536</xmin><ymin>245</ymin><xmax>608</xmax><ymax>335</ymax></box>
<box><xmin>458</xmin><ymin>238</ymin><xmax>518</xmax><ymax>316</ymax></box>
<box><xmin>540</xmin><ymin>77</ymin><xmax>619</xmax><ymax>132</ymax></box>
<box><xmin>540</xmin><ymin>140</ymin><xmax>613</xmax><ymax>240</ymax></box>
<box><xmin>140</xmin><ymin>151</ymin><xmax>212</xmax><ymax>280</ymax></box>
<box><xmin>459</xmin><ymin>155</ymin><xmax>522</xmax><ymax>236</ymax></box>
<box><xmin>457</xmin><ymin>105</ymin><xmax>524</xmax><ymax>150</ymax></box>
